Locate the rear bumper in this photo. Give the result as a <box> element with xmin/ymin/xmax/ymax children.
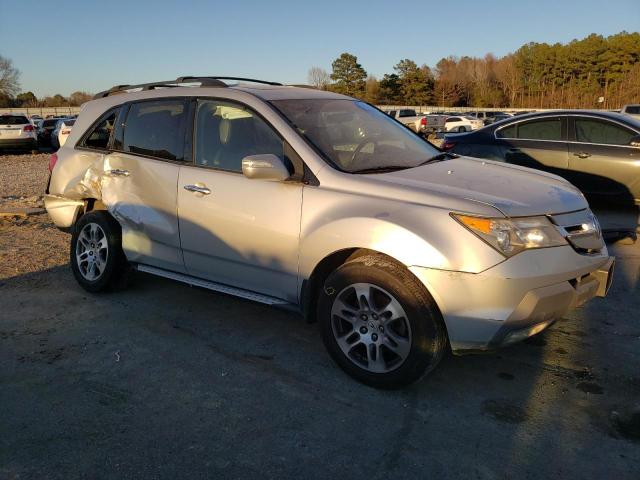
<box><xmin>410</xmin><ymin>246</ymin><xmax>614</xmax><ymax>353</ymax></box>
<box><xmin>0</xmin><ymin>137</ymin><xmax>37</xmax><ymax>149</ymax></box>
<box><xmin>44</xmin><ymin>195</ymin><xmax>84</xmax><ymax>229</ymax></box>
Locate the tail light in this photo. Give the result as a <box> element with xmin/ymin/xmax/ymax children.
<box><xmin>441</xmin><ymin>140</ymin><xmax>456</xmax><ymax>151</ymax></box>
<box><xmin>420</xmin><ymin>117</ymin><xmax>427</xmax><ymax>126</ymax></box>
<box><xmin>24</xmin><ymin>124</ymin><xmax>34</xmax><ymax>132</ymax></box>
<box><xmin>49</xmin><ymin>152</ymin><xmax>58</xmax><ymax>173</ymax></box>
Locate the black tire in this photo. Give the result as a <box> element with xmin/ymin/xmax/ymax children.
<box><xmin>318</xmin><ymin>254</ymin><xmax>448</xmax><ymax>389</ymax></box>
<box><xmin>458</xmin><ymin>126</ymin><xmax>466</xmax><ymax>133</ymax></box>
<box><xmin>70</xmin><ymin>210</ymin><xmax>130</xmax><ymax>293</ymax></box>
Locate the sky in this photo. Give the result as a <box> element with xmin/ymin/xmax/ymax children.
<box><xmin>1</xmin><ymin>0</ymin><xmax>639</xmax><ymax>97</ymax></box>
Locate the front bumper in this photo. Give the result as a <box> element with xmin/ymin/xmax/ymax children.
<box><xmin>410</xmin><ymin>246</ymin><xmax>614</xmax><ymax>353</ymax></box>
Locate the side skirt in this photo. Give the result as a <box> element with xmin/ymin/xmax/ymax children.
<box><xmin>135</xmin><ymin>264</ymin><xmax>295</xmax><ymax>307</ymax></box>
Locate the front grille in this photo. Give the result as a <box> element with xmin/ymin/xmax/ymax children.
<box><xmin>549</xmin><ymin>209</ymin><xmax>604</xmax><ymax>255</ymax></box>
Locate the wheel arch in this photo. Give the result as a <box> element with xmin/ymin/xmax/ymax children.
<box><xmin>300</xmin><ymin>247</ymin><xmax>446</xmax><ymax>330</ymax></box>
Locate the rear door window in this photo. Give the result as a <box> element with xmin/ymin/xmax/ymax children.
<box><xmin>574</xmin><ymin>118</ymin><xmax>636</xmax><ymax>146</ymax></box>
<box><xmin>515</xmin><ymin>118</ymin><xmax>562</xmax><ymax>141</ymax></box>
<box><xmin>122</xmin><ymin>99</ymin><xmax>188</xmax><ymax>161</ymax></box>
<box><xmin>496</xmin><ymin>124</ymin><xmax>517</xmax><ymax>138</ymax></box>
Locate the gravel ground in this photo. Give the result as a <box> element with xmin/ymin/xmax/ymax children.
<box><xmin>0</xmin><ymin>153</ymin><xmax>69</xmax><ymax>280</ymax></box>
<box><xmin>1</xmin><ymin>153</ymin><xmax>639</xmax><ymax>479</ymax></box>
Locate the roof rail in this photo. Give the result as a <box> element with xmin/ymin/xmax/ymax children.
<box><xmin>93</xmin><ymin>76</ymin><xmax>282</xmax><ymax>99</ymax></box>
<box><xmin>177</xmin><ymin>76</ymin><xmax>283</xmax><ymax>86</ymax></box>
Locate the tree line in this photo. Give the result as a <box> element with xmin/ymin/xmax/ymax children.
<box><xmin>0</xmin><ymin>55</ymin><xmax>93</xmax><ymax>108</ymax></box>
<box><xmin>309</xmin><ymin>31</ymin><xmax>640</xmax><ymax>109</ymax></box>
<box><xmin>2</xmin><ymin>31</ymin><xmax>639</xmax><ymax>110</ymax></box>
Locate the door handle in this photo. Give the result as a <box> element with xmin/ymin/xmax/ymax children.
<box><xmin>105</xmin><ymin>168</ymin><xmax>130</xmax><ymax>177</ymax></box>
<box><xmin>573</xmin><ymin>152</ymin><xmax>591</xmax><ymax>159</ymax></box>
<box><xmin>183</xmin><ymin>184</ymin><xmax>211</xmax><ymax>195</ymax></box>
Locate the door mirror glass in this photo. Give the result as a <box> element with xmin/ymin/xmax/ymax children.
<box><xmin>242</xmin><ymin>154</ymin><xmax>290</xmax><ymax>181</ymax></box>
<box><xmin>629</xmin><ymin>135</ymin><xmax>640</xmax><ymax>148</ymax></box>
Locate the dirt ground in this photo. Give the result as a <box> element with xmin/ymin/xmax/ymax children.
<box><xmin>1</xmin><ymin>153</ymin><xmax>639</xmax><ymax>479</ymax></box>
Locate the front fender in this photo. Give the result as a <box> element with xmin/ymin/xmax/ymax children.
<box><xmin>299</xmin><ymin>190</ymin><xmax>505</xmax><ymax>283</ymax></box>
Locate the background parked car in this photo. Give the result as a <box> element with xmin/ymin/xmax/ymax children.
<box><xmin>0</xmin><ymin>114</ymin><xmax>38</xmax><ymax>153</ymax></box>
<box><xmin>444</xmin><ymin>115</ymin><xmax>484</xmax><ymax>132</ymax></box>
<box><xmin>468</xmin><ymin>111</ymin><xmax>509</xmax><ymax>125</ymax></box>
<box><xmin>621</xmin><ymin>104</ymin><xmax>640</xmax><ymax>120</ymax></box>
<box><xmin>386</xmin><ymin>108</ymin><xmax>429</xmax><ymax>134</ymax></box>
<box><xmin>55</xmin><ymin>118</ymin><xmax>76</xmax><ymax>148</ymax></box>
<box><xmin>443</xmin><ymin>110</ymin><xmax>640</xmax><ymax>205</ymax></box>
<box><xmin>38</xmin><ymin>117</ymin><xmax>68</xmax><ymax>147</ymax></box>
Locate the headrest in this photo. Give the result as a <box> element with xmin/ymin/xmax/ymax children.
<box><xmin>219</xmin><ymin>118</ymin><xmax>231</xmax><ymax>145</ymax></box>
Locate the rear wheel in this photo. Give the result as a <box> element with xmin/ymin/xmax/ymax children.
<box><xmin>70</xmin><ymin>211</ymin><xmax>130</xmax><ymax>292</ymax></box>
<box><xmin>318</xmin><ymin>255</ymin><xmax>448</xmax><ymax>389</ymax></box>
<box><xmin>457</xmin><ymin>126</ymin><xmax>466</xmax><ymax>133</ymax></box>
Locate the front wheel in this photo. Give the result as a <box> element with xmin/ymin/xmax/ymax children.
<box><xmin>70</xmin><ymin>211</ymin><xmax>130</xmax><ymax>292</ymax></box>
<box><xmin>318</xmin><ymin>255</ymin><xmax>448</xmax><ymax>389</ymax></box>
<box><xmin>458</xmin><ymin>126</ymin><xmax>466</xmax><ymax>133</ymax></box>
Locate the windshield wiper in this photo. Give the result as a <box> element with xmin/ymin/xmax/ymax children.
<box><xmin>350</xmin><ymin>165</ymin><xmax>410</xmax><ymax>174</ymax></box>
<box><xmin>417</xmin><ymin>152</ymin><xmax>458</xmax><ymax>166</ymax></box>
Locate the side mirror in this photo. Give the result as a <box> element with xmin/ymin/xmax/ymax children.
<box><xmin>629</xmin><ymin>135</ymin><xmax>640</xmax><ymax>148</ymax></box>
<box><xmin>241</xmin><ymin>154</ymin><xmax>290</xmax><ymax>181</ymax></box>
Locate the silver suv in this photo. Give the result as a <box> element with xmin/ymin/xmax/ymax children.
<box><xmin>45</xmin><ymin>77</ymin><xmax>614</xmax><ymax>388</ymax></box>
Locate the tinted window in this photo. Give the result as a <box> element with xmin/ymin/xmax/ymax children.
<box><xmin>496</xmin><ymin>124</ymin><xmax>516</xmax><ymax>138</ymax></box>
<box><xmin>123</xmin><ymin>100</ymin><xmax>187</xmax><ymax>161</ymax></box>
<box><xmin>42</xmin><ymin>119</ymin><xmax>58</xmax><ymax>128</ymax></box>
<box><xmin>446</xmin><ymin>117</ymin><xmax>461</xmax><ymax>123</ymax></box>
<box><xmin>398</xmin><ymin>109</ymin><xmax>416</xmax><ymax>118</ymax></box>
<box><xmin>0</xmin><ymin>115</ymin><xmax>29</xmax><ymax>125</ymax></box>
<box><xmin>575</xmin><ymin>118</ymin><xmax>635</xmax><ymax>146</ymax></box>
<box><xmin>516</xmin><ymin>118</ymin><xmax>562</xmax><ymax>140</ymax></box>
<box><xmin>194</xmin><ymin>100</ymin><xmax>283</xmax><ymax>173</ymax></box>
<box><xmin>83</xmin><ymin>109</ymin><xmax>117</xmax><ymax>150</ymax></box>
<box><xmin>624</xmin><ymin>106</ymin><xmax>640</xmax><ymax>114</ymax></box>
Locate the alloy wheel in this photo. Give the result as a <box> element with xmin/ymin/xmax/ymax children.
<box><xmin>330</xmin><ymin>282</ymin><xmax>412</xmax><ymax>373</ymax></box>
<box><xmin>75</xmin><ymin>222</ymin><xmax>108</xmax><ymax>281</ymax></box>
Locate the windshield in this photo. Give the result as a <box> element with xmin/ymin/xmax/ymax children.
<box><xmin>270</xmin><ymin>99</ymin><xmax>440</xmax><ymax>173</ymax></box>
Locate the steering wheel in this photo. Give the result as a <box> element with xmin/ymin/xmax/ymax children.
<box><xmin>350</xmin><ymin>137</ymin><xmax>383</xmax><ymax>165</ymax></box>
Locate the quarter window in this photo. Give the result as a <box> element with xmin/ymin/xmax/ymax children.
<box><xmin>122</xmin><ymin>100</ymin><xmax>187</xmax><ymax>161</ymax></box>
<box><xmin>575</xmin><ymin>118</ymin><xmax>635</xmax><ymax>146</ymax></box>
<box><xmin>82</xmin><ymin>109</ymin><xmax>118</xmax><ymax>150</ymax></box>
<box><xmin>194</xmin><ymin>100</ymin><xmax>283</xmax><ymax>173</ymax></box>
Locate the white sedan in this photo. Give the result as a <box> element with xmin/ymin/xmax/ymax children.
<box><xmin>444</xmin><ymin>115</ymin><xmax>484</xmax><ymax>133</ymax></box>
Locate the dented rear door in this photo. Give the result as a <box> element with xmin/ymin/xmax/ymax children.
<box><xmin>101</xmin><ymin>99</ymin><xmax>189</xmax><ymax>272</ymax></box>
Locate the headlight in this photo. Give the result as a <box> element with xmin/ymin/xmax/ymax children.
<box><xmin>453</xmin><ymin>214</ymin><xmax>566</xmax><ymax>257</ymax></box>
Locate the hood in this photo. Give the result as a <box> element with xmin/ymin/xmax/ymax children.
<box><xmin>373</xmin><ymin>157</ymin><xmax>587</xmax><ymax>217</ymax></box>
